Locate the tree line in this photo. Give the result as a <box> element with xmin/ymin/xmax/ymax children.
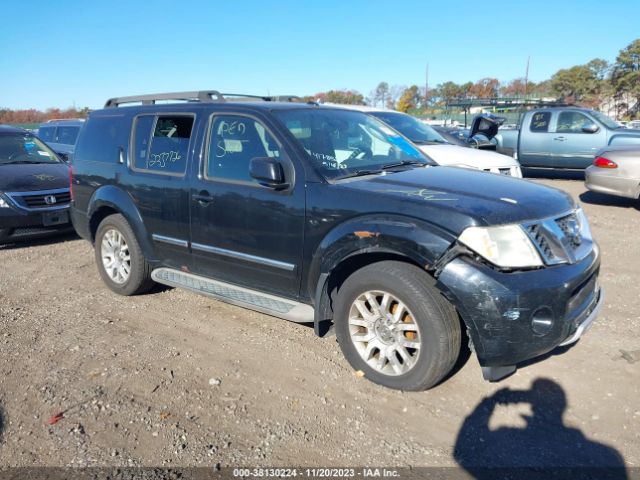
<box><xmin>308</xmin><ymin>38</ymin><xmax>640</xmax><ymax>119</ymax></box>
<box><xmin>0</xmin><ymin>107</ymin><xmax>90</xmax><ymax>125</ymax></box>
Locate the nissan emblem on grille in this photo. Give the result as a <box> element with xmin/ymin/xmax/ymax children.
<box><xmin>566</xmin><ymin>217</ymin><xmax>582</xmax><ymax>245</ymax></box>
<box><xmin>44</xmin><ymin>195</ymin><xmax>57</xmax><ymax>205</ymax></box>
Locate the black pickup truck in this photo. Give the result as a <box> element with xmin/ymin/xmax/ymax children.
<box><xmin>70</xmin><ymin>91</ymin><xmax>603</xmax><ymax>390</ymax></box>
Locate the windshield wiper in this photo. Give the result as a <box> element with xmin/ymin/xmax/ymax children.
<box><xmin>338</xmin><ymin>168</ymin><xmax>383</xmax><ymax>179</ymax></box>
<box><xmin>381</xmin><ymin>160</ymin><xmax>426</xmax><ymax>170</ymax></box>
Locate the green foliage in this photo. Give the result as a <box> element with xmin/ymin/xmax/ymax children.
<box><xmin>611</xmin><ymin>39</ymin><xmax>640</xmax><ymax>111</ymax></box>
<box><xmin>396</xmin><ymin>85</ymin><xmax>420</xmax><ymax>113</ymax></box>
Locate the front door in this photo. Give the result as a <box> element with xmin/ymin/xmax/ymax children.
<box><xmin>189</xmin><ymin>112</ymin><xmax>305</xmax><ymax>298</ymax></box>
<box><xmin>550</xmin><ymin>110</ymin><xmax>606</xmax><ymax>168</ymax></box>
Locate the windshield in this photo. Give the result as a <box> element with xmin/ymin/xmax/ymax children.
<box><xmin>590</xmin><ymin>111</ymin><xmax>621</xmax><ymax>130</ymax></box>
<box><xmin>370</xmin><ymin>111</ymin><xmax>448</xmax><ymax>145</ymax></box>
<box><xmin>0</xmin><ymin>133</ymin><xmax>62</xmax><ymax>165</ymax></box>
<box><xmin>273</xmin><ymin>108</ymin><xmax>434</xmax><ymax>180</ymax></box>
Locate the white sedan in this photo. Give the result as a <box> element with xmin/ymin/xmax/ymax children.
<box><xmin>335</xmin><ymin>105</ymin><xmax>522</xmax><ymax>178</ymax></box>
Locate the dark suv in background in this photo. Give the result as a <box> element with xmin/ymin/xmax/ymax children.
<box><xmin>0</xmin><ymin>125</ymin><xmax>72</xmax><ymax>243</ymax></box>
<box><xmin>37</xmin><ymin>119</ymin><xmax>84</xmax><ymax>161</ymax></box>
<box><xmin>70</xmin><ymin>91</ymin><xmax>603</xmax><ymax>390</ymax></box>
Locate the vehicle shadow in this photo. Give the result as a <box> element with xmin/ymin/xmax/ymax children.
<box><xmin>453</xmin><ymin>378</ymin><xmax>627</xmax><ymax>479</ymax></box>
<box><xmin>522</xmin><ymin>169</ymin><xmax>585</xmax><ymax>181</ymax></box>
<box><xmin>0</xmin><ymin>230</ymin><xmax>78</xmax><ymax>250</ymax></box>
<box><xmin>579</xmin><ymin>191</ymin><xmax>640</xmax><ymax>210</ymax></box>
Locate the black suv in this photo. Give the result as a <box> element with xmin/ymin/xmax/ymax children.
<box><xmin>0</xmin><ymin>125</ymin><xmax>72</xmax><ymax>243</ymax></box>
<box><xmin>70</xmin><ymin>91</ymin><xmax>603</xmax><ymax>390</ymax></box>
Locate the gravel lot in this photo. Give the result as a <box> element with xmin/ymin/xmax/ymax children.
<box><xmin>0</xmin><ymin>178</ymin><xmax>638</xmax><ymax>473</ymax></box>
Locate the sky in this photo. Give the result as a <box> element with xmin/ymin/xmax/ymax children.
<box><xmin>1</xmin><ymin>0</ymin><xmax>639</xmax><ymax>110</ymax></box>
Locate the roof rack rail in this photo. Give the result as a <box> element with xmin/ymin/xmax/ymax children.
<box><xmin>104</xmin><ymin>91</ymin><xmax>301</xmax><ymax>108</ymax></box>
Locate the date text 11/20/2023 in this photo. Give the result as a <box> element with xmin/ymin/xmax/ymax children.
<box><xmin>232</xmin><ymin>467</ymin><xmax>400</xmax><ymax>478</ymax></box>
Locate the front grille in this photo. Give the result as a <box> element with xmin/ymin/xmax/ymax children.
<box><xmin>22</xmin><ymin>191</ymin><xmax>71</xmax><ymax>208</ymax></box>
<box><xmin>524</xmin><ymin>209</ymin><xmax>593</xmax><ymax>265</ymax></box>
<box><xmin>526</xmin><ymin>224</ymin><xmax>554</xmax><ymax>260</ymax></box>
<box><xmin>6</xmin><ymin>188</ymin><xmax>70</xmax><ymax>211</ymax></box>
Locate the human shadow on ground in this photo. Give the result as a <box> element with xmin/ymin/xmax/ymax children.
<box><xmin>454</xmin><ymin>378</ymin><xmax>627</xmax><ymax>480</ymax></box>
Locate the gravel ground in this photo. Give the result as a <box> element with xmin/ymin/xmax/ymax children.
<box><xmin>0</xmin><ymin>178</ymin><xmax>638</xmax><ymax>472</ymax></box>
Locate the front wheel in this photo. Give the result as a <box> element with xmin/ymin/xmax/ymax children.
<box><xmin>94</xmin><ymin>214</ymin><xmax>154</xmax><ymax>296</ymax></box>
<box><xmin>334</xmin><ymin>261</ymin><xmax>461</xmax><ymax>391</ymax></box>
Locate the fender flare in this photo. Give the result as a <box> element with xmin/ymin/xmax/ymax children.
<box><xmin>308</xmin><ymin>214</ymin><xmax>456</xmax><ymax>334</ymax></box>
<box><xmin>87</xmin><ymin>185</ymin><xmax>157</xmax><ymax>262</ymax></box>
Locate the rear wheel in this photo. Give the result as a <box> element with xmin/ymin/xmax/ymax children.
<box><xmin>94</xmin><ymin>214</ymin><xmax>154</xmax><ymax>295</ymax></box>
<box><xmin>334</xmin><ymin>261</ymin><xmax>461</xmax><ymax>391</ymax></box>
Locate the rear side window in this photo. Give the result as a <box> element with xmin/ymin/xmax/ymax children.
<box><xmin>38</xmin><ymin>126</ymin><xmax>55</xmax><ymax>142</ymax></box>
<box><xmin>56</xmin><ymin>126</ymin><xmax>80</xmax><ymax>145</ymax></box>
<box><xmin>530</xmin><ymin>112</ymin><xmax>551</xmax><ymax>132</ymax></box>
<box><xmin>132</xmin><ymin>114</ymin><xmax>193</xmax><ymax>175</ymax></box>
<box><xmin>74</xmin><ymin>116</ymin><xmax>123</xmax><ymax>163</ymax></box>
<box><xmin>206</xmin><ymin>115</ymin><xmax>280</xmax><ymax>183</ymax></box>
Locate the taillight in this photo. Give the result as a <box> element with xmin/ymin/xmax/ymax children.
<box><xmin>594</xmin><ymin>156</ymin><xmax>617</xmax><ymax>168</ymax></box>
<box><xmin>69</xmin><ymin>165</ymin><xmax>74</xmax><ymax>201</ymax></box>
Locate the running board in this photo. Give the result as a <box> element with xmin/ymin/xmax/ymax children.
<box><xmin>151</xmin><ymin>268</ymin><xmax>314</xmax><ymax>323</ymax></box>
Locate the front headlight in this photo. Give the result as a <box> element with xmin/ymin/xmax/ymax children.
<box><xmin>458</xmin><ymin>224</ymin><xmax>543</xmax><ymax>268</ymax></box>
<box><xmin>0</xmin><ymin>195</ymin><xmax>11</xmax><ymax>208</ymax></box>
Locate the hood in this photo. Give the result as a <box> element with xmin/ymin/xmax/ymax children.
<box><xmin>419</xmin><ymin>144</ymin><xmax>518</xmax><ymax>169</ymax></box>
<box><xmin>469</xmin><ymin>114</ymin><xmax>504</xmax><ymax>139</ymax></box>
<box><xmin>0</xmin><ymin>162</ymin><xmax>70</xmax><ymax>192</ymax></box>
<box><xmin>339</xmin><ymin>166</ymin><xmax>574</xmax><ymax>230</ymax></box>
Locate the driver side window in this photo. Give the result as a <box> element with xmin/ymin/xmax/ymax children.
<box><xmin>556</xmin><ymin>112</ymin><xmax>593</xmax><ymax>133</ymax></box>
<box><xmin>206</xmin><ymin>115</ymin><xmax>280</xmax><ymax>183</ymax></box>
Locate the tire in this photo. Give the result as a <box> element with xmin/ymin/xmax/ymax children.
<box><xmin>94</xmin><ymin>214</ymin><xmax>154</xmax><ymax>296</ymax></box>
<box><xmin>334</xmin><ymin>261</ymin><xmax>461</xmax><ymax>391</ymax></box>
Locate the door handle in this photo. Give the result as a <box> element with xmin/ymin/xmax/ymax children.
<box><xmin>192</xmin><ymin>192</ymin><xmax>214</xmax><ymax>205</ymax></box>
<box><xmin>553</xmin><ymin>136</ymin><xmax>566</xmax><ymax>141</ymax></box>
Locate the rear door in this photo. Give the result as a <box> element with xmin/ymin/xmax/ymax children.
<box><xmin>518</xmin><ymin>111</ymin><xmax>554</xmax><ymax>167</ymax></box>
<box><xmin>550</xmin><ymin>110</ymin><xmax>606</xmax><ymax>168</ymax></box>
<box><xmin>126</xmin><ymin>113</ymin><xmax>195</xmax><ymax>268</ymax></box>
<box><xmin>189</xmin><ymin>111</ymin><xmax>305</xmax><ymax>298</ymax></box>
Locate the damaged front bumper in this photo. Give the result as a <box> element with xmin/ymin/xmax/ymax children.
<box><xmin>436</xmin><ymin>246</ymin><xmax>602</xmax><ymax>381</ymax></box>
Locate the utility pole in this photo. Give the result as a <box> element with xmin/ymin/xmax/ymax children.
<box><xmin>523</xmin><ymin>56</ymin><xmax>530</xmax><ymax>101</ymax></box>
<box><xmin>425</xmin><ymin>63</ymin><xmax>429</xmax><ymax>107</ymax></box>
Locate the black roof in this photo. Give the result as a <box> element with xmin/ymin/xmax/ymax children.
<box><xmin>0</xmin><ymin>125</ymin><xmax>30</xmax><ymax>135</ymax></box>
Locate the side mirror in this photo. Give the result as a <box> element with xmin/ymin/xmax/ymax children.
<box><xmin>249</xmin><ymin>157</ymin><xmax>288</xmax><ymax>189</ymax></box>
<box><xmin>582</xmin><ymin>123</ymin><xmax>599</xmax><ymax>134</ymax></box>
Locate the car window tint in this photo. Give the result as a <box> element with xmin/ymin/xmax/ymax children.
<box><xmin>56</xmin><ymin>126</ymin><xmax>80</xmax><ymax>145</ymax></box>
<box><xmin>207</xmin><ymin>115</ymin><xmax>279</xmax><ymax>183</ymax></box>
<box><xmin>556</xmin><ymin>112</ymin><xmax>592</xmax><ymax>133</ymax></box>
<box><xmin>133</xmin><ymin>115</ymin><xmax>192</xmax><ymax>174</ymax></box>
<box><xmin>530</xmin><ymin>112</ymin><xmax>551</xmax><ymax>132</ymax></box>
<box><xmin>38</xmin><ymin>126</ymin><xmax>55</xmax><ymax>142</ymax></box>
